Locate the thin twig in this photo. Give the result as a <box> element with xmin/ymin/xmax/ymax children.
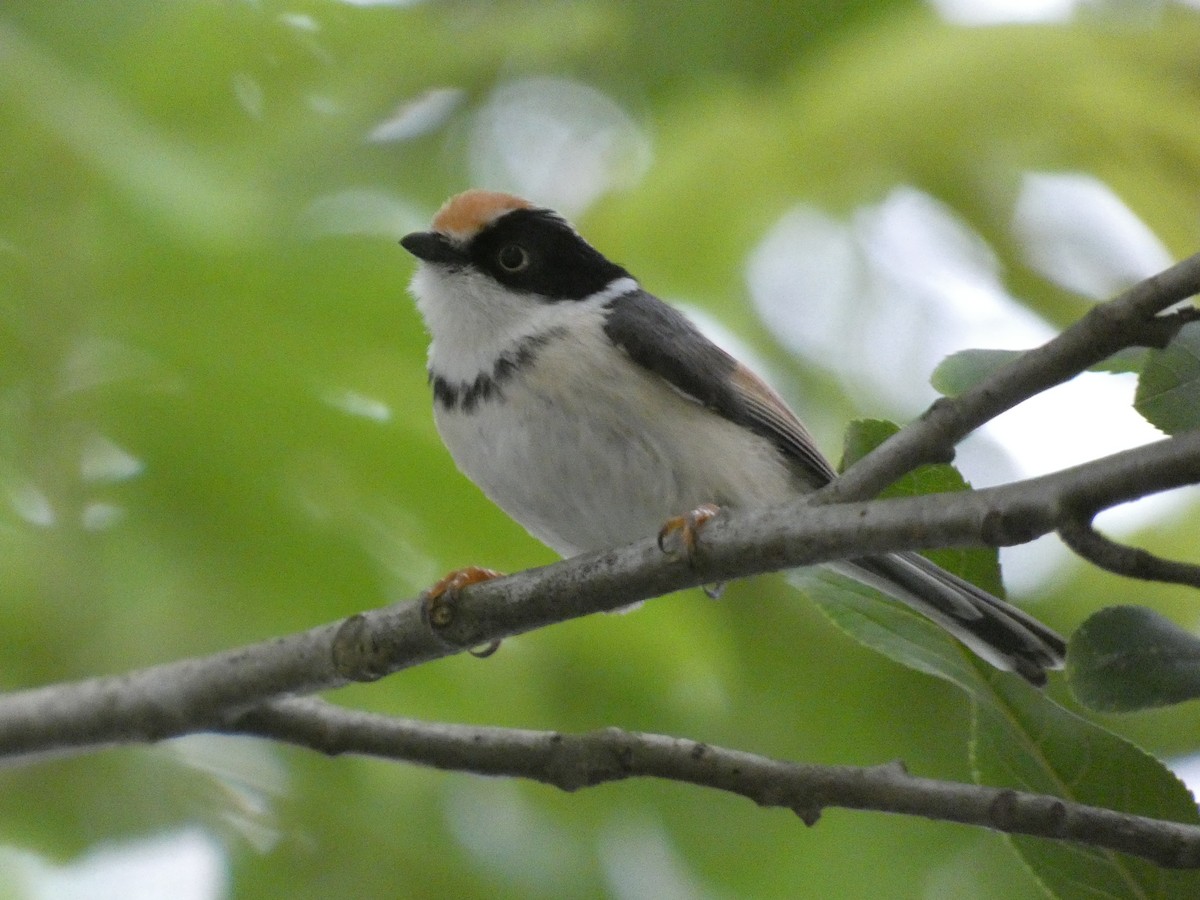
<box><xmin>825</xmin><ymin>253</ymin><xmax>1200</xmax><ymax>503</ymax></box>
<box><xmin>1</xmin><ymin>260</ymin><xmax>1199</xmax><ymax>871</ymax></box>
<box><xmin>1058</xmin><ymin>510</ymin><xmax>1200</xmax><ymax>589</ymax></box>
<box><xmin>229</xmin><ymin>697</ymin><xmax>1200</xmax><ymax>869</ymax></box>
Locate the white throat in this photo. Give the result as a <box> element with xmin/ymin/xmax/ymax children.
<box><xmin>411</xmin><ymin>266</ymin><xmax>638</xmax><ymax>384</ymax></box>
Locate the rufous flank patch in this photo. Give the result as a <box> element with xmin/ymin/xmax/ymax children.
<box><xmin>431</xmin><ymin>190</ymin><xmax>534</xmax><ymax>239</ymax></box>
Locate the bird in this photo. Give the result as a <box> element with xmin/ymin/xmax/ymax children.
<box><xmin>399</xmin><ymin>189</ymin><xmax>1066</xmax><ymax>685</ymax></box>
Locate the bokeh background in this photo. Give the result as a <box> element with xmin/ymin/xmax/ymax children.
<box><xmin>3</xmin><ymin>0</ymin><xmax>1200</xmax><ymax>897</ymax></box>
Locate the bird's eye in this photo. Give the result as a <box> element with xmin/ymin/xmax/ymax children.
<box><xmin>496</xmin><ymin>244</ymin><xmax>530</xmax><ymax>272</ymax></box>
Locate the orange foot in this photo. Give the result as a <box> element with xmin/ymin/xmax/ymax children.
<box><xmin>423</xmin><ymin>566</ymin><xmax>504</xmax><ymax>657</ymax></box>
<box><xmin>657</xmin><ymin>504</ymin><xmax>725</xmax><ymax>599</ymax></box>
<box><xmin>657</xmin><ymin>503</ymin><xmax>720</xmax><ymax>560</ymax></box>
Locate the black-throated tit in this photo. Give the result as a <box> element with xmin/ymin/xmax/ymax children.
<box><xmin>400</xmin><ymin>190</ymin><xmax>1065</xmax><ymax>685</ymax></box>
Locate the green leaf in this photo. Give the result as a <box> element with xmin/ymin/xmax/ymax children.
<box><xmin>791</xmin><ymin>567</ymin><xmax>991</xmax><ymax>693</ymax></box>
<box><xmin>817</xmin><ymin>419</ymin><xmax>1200</xmax><ymax>895</ymax></box>
<box><xmin>975</xmin><ymin>672</ymin><xmax>1200</xmax><ymax>899</ymax></box>
<box><xmin>932</xmin><ymin>347</ymin><xmax>1149</xmax><ymax>398</ymax></box>
<box><xmin>931</xmin><ymin>349</ymin><xmax>1024</xmax><ymax>397</ymax></box>
<box><xmin>1091</xmin><ymin>347</ymin><xmax>1150</xmax><ymax>376</ymax></box>
<box><xmin>839</xmin><ymin>419</ymin><xmax>1002</xmax><ymax>596</ymax></box>
<box><xmin>1067</xmin><ymin>605</ymin><xmax>1200</xmax><ymax>712</ymax></box>
<box><xmin>797</xmin><ymin>571</ymin><xmax>1200</xmax><ymax>898</ymax></box>
<box><xmin>1135</xmin><ymin>321</ymin><xmax>1200</xmax><ymax>434</ymax></box>
<box><xmin>839</xmin><ymin>418</ymin><xmax>902</xmax><ymax>471</ymax></box>
<box><xmin>840</xmin><ymin>418</ymin><xmax>974</xmax><ymax>502</ymax></box>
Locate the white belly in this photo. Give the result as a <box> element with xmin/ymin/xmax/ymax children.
<box><xmin>433</xmin><ymin>334</ymin><xmax>800</xmax><ymax>557</ymax></box>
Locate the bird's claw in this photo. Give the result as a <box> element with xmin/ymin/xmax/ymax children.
<box><xmin>422</xmin><ymin>566</ymin><xmax>504</xmax><ymax>657</ymax></box>
<box><xmin>657</xmin><ymin>503</ymin><xmax>720</xmax><ymax>564</ymax></box>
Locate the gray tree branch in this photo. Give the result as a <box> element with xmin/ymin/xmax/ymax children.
<box><xmin>824</xmin><ymin>251</ymin><xmax>1200</xmax><ymax>502</ymax></box>
<box><xmin>2</xmin><ymin>259</ymin><xmax>1199</xmax><ymax>867</ymax></box>
<box><xmin>227</xmin><ymin>697</ymin><xmax>1200</xmax><ymax>870</ymax></box>
<box><xmin>1058</xmin><ymin>509</ymin><xmax>1200</xmax><ymax>589</ymax></box>
<box><xmin>2</xmin><ymin>429</ymin><xmax>1200</xmax><ymax>760</ymax></box>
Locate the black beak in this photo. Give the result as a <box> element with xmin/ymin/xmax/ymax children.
<box><xmin>400</xmin><ymin>231</ymin><xmax>468</xmax><ymax>266</ymax></box>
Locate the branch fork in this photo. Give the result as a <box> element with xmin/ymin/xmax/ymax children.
<box><xmin>3</xmin><ymin>253</ymin><xmax>1200</xmax><ymax>868</ymax></box>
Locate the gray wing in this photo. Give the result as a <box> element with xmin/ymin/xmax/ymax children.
<box><xmin>601</xmin><ymin>288</ymin><xmax>1066</xmax><ymax>684</ymax></box>
<box><xmin>602</xmin><ymin>289</ymin><xmax>836</xmax><ymax>487</ymax></box>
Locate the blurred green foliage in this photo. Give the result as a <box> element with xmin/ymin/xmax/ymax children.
<box><xmin>2</xmin><ymin>1</ymin><xmax>1200</xmax><ymax>898</ymax></box>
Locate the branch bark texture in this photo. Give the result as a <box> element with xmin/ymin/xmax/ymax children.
<box><xmin>824</xmin><ymin>251</ymin><xmax>1200</xmax><ymax>502</ymax></box>
<box><xmin>3</xmin><ymin>430</ymin><xmax>1200</xmax><ymax>760</ymax></box>
<box><xmin>2</xmin><ymin>258</ymin><xmax>1199</xmax><ymax>868</ymax></box>
<box><xmin>230</xmin><ymin>698</ymin><xmax>1200</xmax><ymax>870</ymax></box>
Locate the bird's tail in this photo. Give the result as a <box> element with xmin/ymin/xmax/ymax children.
<box><xmin>834</xmin><ymin>552</ymin><xmax>1066</xmax><ymax>686</ymax></box>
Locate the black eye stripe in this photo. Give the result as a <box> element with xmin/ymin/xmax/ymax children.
<box><xmin>469</xmin><ymin>208</ymin><xmax>627</xmax><ymax>301</ymax></box>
